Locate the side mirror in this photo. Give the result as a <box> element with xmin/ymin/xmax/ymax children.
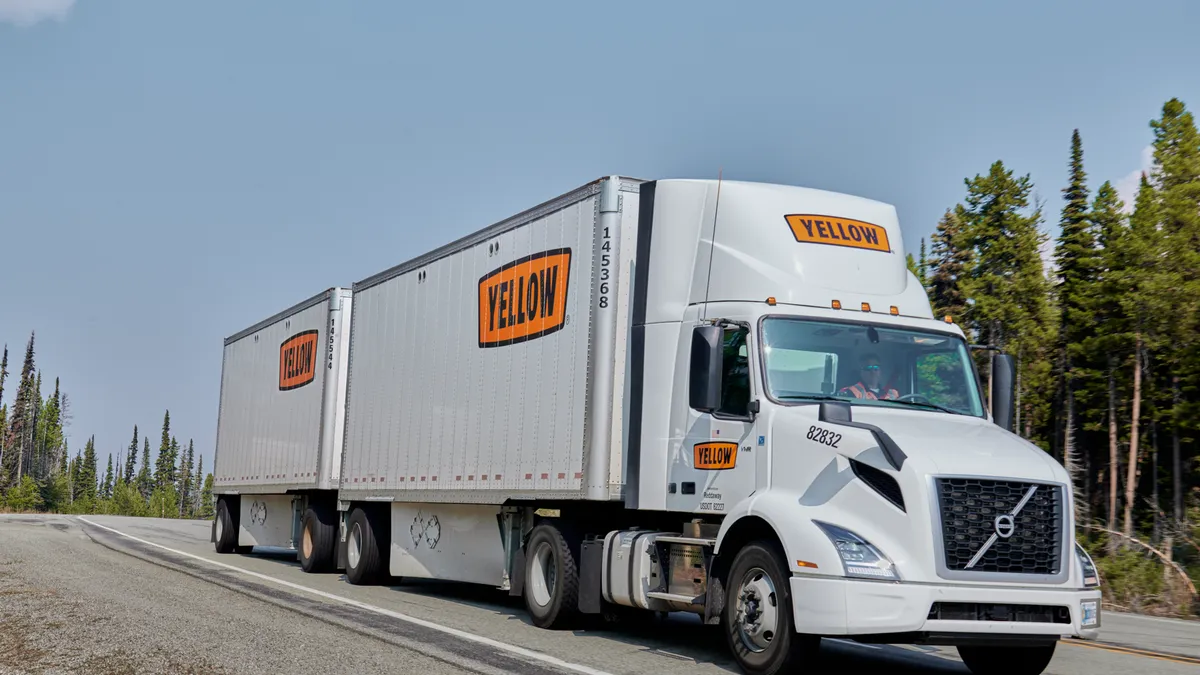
<box><xmin>990</xmin><ymin>353</ymin><xmax>1015</xmax><ymax>431</ymax></box>
<box><xmin>690</xmin><ymin>325</ymin><xmax>723</xmax><ymax>413</ymax></box>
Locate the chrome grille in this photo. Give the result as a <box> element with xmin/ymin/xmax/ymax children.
<box><xmin>935</xmin><ymin>478</ymin><xmax>1063</xmax><ymax>575</ymax></box>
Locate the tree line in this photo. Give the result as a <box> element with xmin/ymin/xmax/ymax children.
<box><xmin>0</xmin><ymin>333</ymin><xmax>214</xmax><ymax>519</ymax></box>
<box><xmin>906</xmin><ymin>96</ymin><xmax>1200</xmax><ymax>615</ymax></box>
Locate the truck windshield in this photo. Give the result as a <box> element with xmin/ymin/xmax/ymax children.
<box><xmin>760</xmin><ymin>317</ymin><xmax>985</xmax><ymax>417</ymax></box>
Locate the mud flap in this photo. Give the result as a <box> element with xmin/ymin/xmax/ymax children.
<box><xmin>578</xmin><ymin>536</ymin><xmax>603</xmax><ymax>614</ymax></box>
<box><xmin>508</xmin><ymin>546</ymin><xmax>526</xmax><ymax>597</ymax></box>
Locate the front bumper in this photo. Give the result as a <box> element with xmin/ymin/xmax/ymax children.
<box><xmin>789</xmin><ymin>575</ymin><xmax>1101</xmax><ymax>642</ymax></box>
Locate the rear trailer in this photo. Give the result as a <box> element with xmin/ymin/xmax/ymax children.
<box><xmin>211</xmin><ymin>287</ymin><xmax>351</xmax><ymax>572</ymax></box>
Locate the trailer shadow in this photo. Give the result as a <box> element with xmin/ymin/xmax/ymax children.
<box><xmin>382</xmin><ymin>579</ymin><xmax>967</xmax><ymax>674</ymax></box>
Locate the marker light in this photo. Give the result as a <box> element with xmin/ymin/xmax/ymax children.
<box><xmin>944</xmin><ymin>314</ymin><xmax>953</xmax><ymax>323</ymax></box>
<box><xmin>832</xmin><ymin>300</ymin><xmax>842</xmax><ymax>310</ymax></box>
<box><xmin>766</xmin><ymin>297</ymin><xmax>777</xmax><ymax>306</ymax></box>
<box><xmin>861</xmin><ymin>302</ymin><xmax>871</xmax><ymax>312</ymax></box>
<box><xmin>814</xmin><ymin>521</ymin><xmax>900</xmax><ymax>581</ymax></box>
<box><xmin>890</xmin><ymin>306</ymin><xmax>899</xmax><ymax>316</ymax></box>
<box><xmin>1075</xmin><ymin>543</ymin><xmax>1100</xmax><ymax>588</ymax></box>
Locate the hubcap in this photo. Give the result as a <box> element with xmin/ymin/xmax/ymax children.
<box><xmin>215</xmin><ymin>515</ymin><xmax>224</xmax><ymax>542</ymax></box>
<box><xmin>528</xmin><ymin>541</ymin><xmax>556</xmax><ymax>607</ymax></box>
<box><xmin>302</xmin><ymin>521</ymin><xmax>313</xmax><ymax>559</ymax></box>
<box><xmin>348</xmin><ymin>522</ymin><xmax>362</xmax><ymax>570</ymax></box>
<box><xmin>735</xmin><ymin>567</ymin><xmax>779</xmax><ymax>653</ymax></box>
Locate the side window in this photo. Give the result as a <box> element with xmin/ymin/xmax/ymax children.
<box><xmin>915</xmin><ymin>351</ymin><xmax>968</xmax><ymax>410</ymax></box>
<box><xmin>717</xmin><ymin>327</ymin><xmax>751</xmax><ymax>417</ymax></box>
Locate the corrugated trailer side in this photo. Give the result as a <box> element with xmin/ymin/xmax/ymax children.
<box><xmin>339</xmin><ymin>176</ymin><xmax>642</xmax><ymax>504</ymax></box>
<box><xmin>213</xmin><ymin>287</ymin><xmax>353</xmax><ymax>495</ymax></box>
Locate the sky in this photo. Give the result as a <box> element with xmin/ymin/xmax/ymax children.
<box><xmin>1</xmin><ymin>0</ymin><xmax>1197</xmax><ymax>473</ymax></box>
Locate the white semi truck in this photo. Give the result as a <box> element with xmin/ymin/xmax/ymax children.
<box><xmin>212</xmin><ymin>176</ymin><xmax>1102</xmax><ymax>675</ymax></box>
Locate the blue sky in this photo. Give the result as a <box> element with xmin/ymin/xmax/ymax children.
<box><xmin>1</xmin><ymin>0</ymin><xmax>1197</xmax><ymax>473</ymax></box>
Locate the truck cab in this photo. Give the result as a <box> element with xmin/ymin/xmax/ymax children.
<box><xmin>615</xmin><ymin>178</ymin><xmax>1101</xmax><ymax>674</ymax></box>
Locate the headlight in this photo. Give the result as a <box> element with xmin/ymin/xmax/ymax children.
<box><xmin>814</xmin><ymin>521</ymin><xmax>900</xmax><ymax>581</ymax></box>
<box><xmin>1076</xmin><ymin>543</ymin><xmax>1100</xmax><ymax>588</ymax></box>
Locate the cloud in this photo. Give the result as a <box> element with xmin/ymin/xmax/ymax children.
<box><xmin>0</xmin><ymin>0</ymin><xmax>74</xmax><ymax>27</ymax></box>
<box><xmin>1114</xmin><ymin>145</ymin><xmax>1154</xmax><ymax>213</ymax></box>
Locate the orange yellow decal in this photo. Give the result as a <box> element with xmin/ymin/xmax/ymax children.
<box><xmin>694</xmin><ymin>442</ymin><xmax>738</xmax><ymax>470</ymax></box>
<box><xmin>478</xmin><ymin>248</ymin><xmax>571</xmax><ymax>348</ymax></box>
<box><xmin>784</xmin><ymin>214</ymin><xmax>891</xmax><ymax>253</ymax></box>
<box><xmin>279</xmin><ymin>330</ymin><xmax>318</xmax><ymax>391</ymax></box>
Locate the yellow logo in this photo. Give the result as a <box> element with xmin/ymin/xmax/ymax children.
<box><xmin>694</xmin><ymin>442</ymin><xmax>738</xmax><ymax>470</ymax></box>
<box><xmin>478</xmin><ymin>249</ymin><xmax>571</xmax><ymax>348</ymax></box>
<box><xmin>784</xmin><ymin>214</ymin><xmax>891</xmax><ymax>253</ymax></box>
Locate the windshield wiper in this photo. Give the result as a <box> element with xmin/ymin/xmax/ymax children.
<box><xmin>776</xmin><ymin>394</ymin><xmax>850</xmax><ymax>402</ymax></box>
<box><xmin>885</xmin><ymin>398</ymin><xmax>963</xmax><ymax>416</ymax></box>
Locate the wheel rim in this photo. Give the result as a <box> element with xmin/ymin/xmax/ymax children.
<box><xmin>735</xmin><ymin>567</ymin><xmax>779</xmax><ymax>653</ymax></box>
<box><xmin>348</xmin><ymin>522</ymin><xmax>363</xmax><ymax>570</ymax></box>
<box><xmin>528</xmin><ymin>541</ymin><xmax>556</xmax><ymax>607</ymax></box>
<box><xmin>302</xmin><ymin>521</ymin><xmax>313</xmax><ymax>559</ymax></box>
<box><xmin>215</xmin><ymin>514</ymin><xmax>224</xmax><ymax>542</ymax></box>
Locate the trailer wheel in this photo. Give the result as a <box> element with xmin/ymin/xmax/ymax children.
<box><xmin>957</xmin><ymin>644</ymin><xmax>1056</xmax><ymax>675</ymax></box>
<box><xmin>345</xmin><ymin>507</ymin><xmax>388</xmax><ymax>585</ymax></box>
<box><xmin>522</xmin><ymin>523</ymin><xmax>580</xmax><ymax>629</ymax></box>
<box><xmin>214</xmin><ymin>499</ymin><xmax>240</xmax><ymax>554</ymax></box>
<box><xmin>722</xmin><ymin>541</ymin><xmax>818</xmax><ymax>675</ymax></box>
<box><xmin>298</xmin><ymin>505</ymin><xmax>337</xmax><ymax>573</ymax></box>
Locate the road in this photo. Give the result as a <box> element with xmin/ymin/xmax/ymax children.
<box><xmin>0</xmin><ymin>515</ymin><xmax>1196</xmax><ymax>675</ymax></box>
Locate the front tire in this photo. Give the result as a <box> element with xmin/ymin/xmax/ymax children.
<box><xmin>345</xmin><ymin>507</ymin><xmax>389</xmax><ymax>585</ymax></box>
<box><xmin>522</xmin><ymin>523</ymin><xmax>580</xmax><ymax>629</ymax></box>
<box><xmin>298</xmin><ymin>505</ymin><xmax>337</xmax><ymax>573</ymax></box>
<box><xmin>722</xmin><ymin>541</ymin><xmax>819</xmax><ymax>675</ymax></box>
<box><xmin>957</xmin><ymin>644</ymin><xmax>1057</xmax><ymax>675</ymax></box>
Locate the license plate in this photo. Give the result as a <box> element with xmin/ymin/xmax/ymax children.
<box><xmin>1081</xmin><ymin>600</ymin><xmax>1099</xmax><ymax>627</ymax></box>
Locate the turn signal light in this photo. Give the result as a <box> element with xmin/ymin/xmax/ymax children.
<box><xmin>795</xmin><ymin>560</ymin><xmax>819</xmax><ymax>569</ymax></box>
<box><xmin>832</xmin><ymin>300</ymin><xmax>842</xmax><ymax>310</ymax></box>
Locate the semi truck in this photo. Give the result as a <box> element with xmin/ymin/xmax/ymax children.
<box><xmin>211</xmin><ymin>175</ymin><xmax>1102</xmax><ymax>675</ymax></box>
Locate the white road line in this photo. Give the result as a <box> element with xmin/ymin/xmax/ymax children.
<box><xmin>826</xmin><ymin>638</ymin><xmax>882</xmax><ymax>650</ymax></box>
<box><xmin>77</xmin><ymin>517</ymin><xmax>613</xmax><ymax>675</ymax></box>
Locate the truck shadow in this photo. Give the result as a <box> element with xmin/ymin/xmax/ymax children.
<box><xmin>383</xmin><ymin>580</ymin><xmax>966</xmax><ymax>674</ymax></box>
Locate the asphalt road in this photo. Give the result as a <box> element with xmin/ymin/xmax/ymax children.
<box><xmin>0</xmin><ymin>515</ymin><xmax>1197</xmax><ymax>675</ymax></box>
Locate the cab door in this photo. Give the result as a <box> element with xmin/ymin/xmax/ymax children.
<box><xmin>668</xmin><ymin>322</ymin><xmax>760</xmax><ymax>515</ymax></box>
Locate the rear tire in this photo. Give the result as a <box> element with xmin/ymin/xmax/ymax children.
<box><xmin>522</xmin><ymin>523</ymin><xmax>580</xmax><ymax>629</ymax></box>
<box><xmin>298</xmin><ymin>505</ymin><xmax>337</xmax><ymax>573</ymax></box>
<box><xmin>214</xmin><ymin>499</ymin><xmax>239</xmax><ymax>554</ymax></box>
<box><xmin>345</xmin><ymin>507</ymin><xmax>389</xmax><ymax>585</ymax></box>
<box><xmin>722</xmin><ymin>541</ymin><xmax>819</xmax><ymax>675</ymax></box>
<box><xmin>957</xmin><ymin>643</ymin><xmax>1057</xmax><ymax>675</ymax></box>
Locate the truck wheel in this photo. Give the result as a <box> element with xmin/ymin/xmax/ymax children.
<box><xmin>523</xmin><ymin>523</ymin><xmax>580</xmax><ymax>629</ymax></box>
<box><xmin>957</xmin><ymin>644</ymin><xmax>1057</xmax><ymax>675</ymax></box>
<box><xmin>722</xmin><ymin>541</ymin><xmax>819</xmax><ymax>675</ymax></box>
<box><xmin>214</xmin><ymin>499</ymin><xmax>239</xmax><ymax>554</ymax></box>
<box><xmin>298</xmin><ymin>505</ymin><xmax>337</xmax><ymax>573</ymax></box>
<box><xmin>345</xmin><ymin>507</ymin><xmax>388</xmax><ymax>585</ymax></box>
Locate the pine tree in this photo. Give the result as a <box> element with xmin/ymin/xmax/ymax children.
<box><xmin>137</xmin><ymin>437</ymin><xmax>152</xmax><ymax>499</ymax></box>
<box><xmin>154</xmin><ymin>411</ymin><xmax>172</xmax><ymax>488</ymax></box>
<box><xmin>124</xmin><ymin>426</ymin><xmax>138</xmax><ymax>484</ymax></box>
<box><xmin>79</xmin><ymin>436</ymin><xmax>98</xmax><ymax>505</ymax></box>
<box><xmin>199</xmin><ymin>473</ymin><xmax>214</xmax><ymax>519</ymax></box>
<box><xmin>101</xmin><ymin>454</ymin><xmax>114</xmax><ymax>499</ymax></box>
<box><xmin>192</xmin><ymin>455</ymin><xmax>204</xmax><ymax>517</ymax></box>
<box><xmin>1053</xmin><ymin>130</ymin><xmax>1098</xmax><ymax>510</ymax></box>
<box><xmin>959</xmin><ymin>161</ymin><xmax>1054</xmax><ymax>442</ymax></box>
<box><xmin>2</xmin><ymin>333</ymin><xmax>37</xmax><ymax>487</ymax></box>
<box><xmin>68</xmin><ymin>451</ymin><xmax>81</xmax><ymax>502</ymax></box>
<box><xmin>178</xmin><ymin>441</ymin><xmax>194</xmax><ymax>517</ymax></box>
<box><xmin>0</xmin><ymin>346</ymin><xmax>7</xmax><ymax>472</ymax></box>
<box><xmin>928</xmin><ymin>208</ymin><xmax>972</xmax><ymax>321</ymax></box>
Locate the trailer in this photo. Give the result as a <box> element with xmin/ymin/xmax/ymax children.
<box><xmin>212</xmin><ymin>176</ymin><xmax>1101</xmax><ymax>675</ymax></box>
<box><xmin>210</xmin><ymin>287</ymin><xmax>352</xmax><ymax>572</ymax></box>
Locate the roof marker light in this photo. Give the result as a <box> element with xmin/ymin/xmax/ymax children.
<box><xmin>766</xmin><ymin>297</ymin><xmax>777</xmax><ymax>306</ymax></box>
<box><xmin>944</xmin><ymin>314</ymin><xmax>953</xmax><ymax>323</ymax></box>
<box><xmin>890</xmin><ymin>306</ymin><xmax>899</xmax><ymax>316</ymax></box>
<box><xmin>832</xmin><ymin>300</ymin><xmax>842</xmax><ymax>310</ymax></box>
<box><xmin>861</xmin><ymin>302</ymin><xmax>871</xmax><ymax>312</ymax></box>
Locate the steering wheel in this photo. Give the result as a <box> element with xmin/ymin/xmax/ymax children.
<box><xmin>897</xmin><ymin>393</ymin><xmax>931</xmax><ymax>404</ymax></box>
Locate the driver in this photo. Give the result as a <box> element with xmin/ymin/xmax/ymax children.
<box><xmin>839</xmin><ymin>353</ymin><xmax>900</xmax><ymax>400</ymax></box>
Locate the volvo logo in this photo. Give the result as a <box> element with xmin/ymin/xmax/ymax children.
<box><xmin>994</xmin><ymin>514</ymin><xmax>1016</xmax><ymax>539</ymax></box>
